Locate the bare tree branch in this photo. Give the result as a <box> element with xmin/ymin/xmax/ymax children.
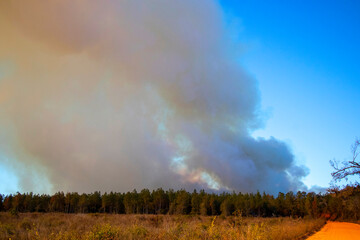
<box><xmin>330</xmin><ymin>138</ymin><xmax>360</xmax><ymax>182</ymax></box>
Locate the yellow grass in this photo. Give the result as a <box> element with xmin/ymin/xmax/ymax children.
<box><xmin>0</xmin><ymin>212</ymin><xmax>325</xmax><ymax>240</ymax></box>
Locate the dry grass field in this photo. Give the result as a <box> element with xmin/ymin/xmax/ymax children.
<box><xmin>0</xmin><ymin>212</ymin><xmax>325</xmax><ymax>240</ymax></box>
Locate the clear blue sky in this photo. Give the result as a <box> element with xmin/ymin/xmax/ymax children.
<box><xmin>220</xmin><ymin>0</ymin><xmax>360</xmax><ymax>188</ymax></box>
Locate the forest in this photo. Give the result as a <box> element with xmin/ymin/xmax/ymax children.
<box><xmin>1</xmin><ymin>185</ymin><xmax>360</xmax><ymax>220</ymax></box>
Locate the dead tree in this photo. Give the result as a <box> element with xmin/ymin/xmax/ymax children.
<box><xmin>330</xmin><ymin>138</ymin><xmax>360</xmax><ymax>181</ymax></box>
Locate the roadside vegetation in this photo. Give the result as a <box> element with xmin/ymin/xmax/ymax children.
<box><xmin>0</xmin><ymin>212</ymin><xmax>325</xmax><ymax>240</ymax></box>
<box><xmin>1</xmin><ymin>185</ymin><xmax>359</xmax><ymax>239</ymax></box>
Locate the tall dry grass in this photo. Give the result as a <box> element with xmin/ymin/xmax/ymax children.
<box><xmin>0</xmin><ymin>212</ymin><xmax>325</xmax><ymax>240</ymax></box>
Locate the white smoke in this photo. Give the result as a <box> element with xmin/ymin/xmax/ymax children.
<box><xmin>0</xmin><ymin>0</ymin><xmax>308</xmax><ymax>194</ymax></box>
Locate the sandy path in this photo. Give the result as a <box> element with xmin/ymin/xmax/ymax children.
<box><xmin>307</xmin><ymin>221</ymin><xmax>360</xmax><ymax>240</ymax></box>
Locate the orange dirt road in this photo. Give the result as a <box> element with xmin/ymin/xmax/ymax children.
<box><xmin>307</xmin><ymin>221</ymin><xmax>360</xmax><ymax>240</ymax></box>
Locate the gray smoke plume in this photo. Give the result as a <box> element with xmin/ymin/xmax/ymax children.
<box><xmin>0</xmin><ymin>0</ymin><xmax>308</xmax><ymax>194</ymax></box>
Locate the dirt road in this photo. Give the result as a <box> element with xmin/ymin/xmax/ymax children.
<box><xmin>307</xmin><ymin>221</ymin><xmax>360</xmax><ymax>240</ymax></box>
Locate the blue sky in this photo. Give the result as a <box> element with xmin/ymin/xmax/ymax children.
<box><xmin>220</xmin><ymin>0</ymin><xmax>360</xmax><ymax>188</ymax></box>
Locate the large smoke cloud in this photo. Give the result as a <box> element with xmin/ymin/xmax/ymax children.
<box><xmin>0</xmin><ymin>0</ymin><xmax>308</xmax><ymax>194</ymax></box>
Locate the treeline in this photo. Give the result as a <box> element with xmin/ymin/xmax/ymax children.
<box><xmin>1</xmin><ymin>185</ymin><xmax>360</xmax><ymax>220</ymax></box>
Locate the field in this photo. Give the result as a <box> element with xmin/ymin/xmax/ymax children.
<box><xmin>0</xmin><ymin>212</ymin><xmax>325</xmax><ymax>240</ymax></box>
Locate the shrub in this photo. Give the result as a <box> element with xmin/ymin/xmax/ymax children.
<box><xmin>86</xmin><ymin>224</ymin><xmax>118</xmax><ymax>240</ymax></box>
<box><xmin>20</xmin><ymin>219</ymin><xmax>32</xmax><ymax>230</ymax></box>
<box><xmin>127</xmin><ymin>225</ymin><xmax>148</xmax><ymax>239</ymax></box>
